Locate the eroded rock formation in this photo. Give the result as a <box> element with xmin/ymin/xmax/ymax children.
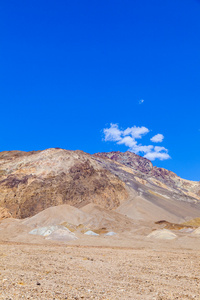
<box><xmin>0</xmin><ymin>149</ymin><xmax>128</xmax><ymax>218</ymax></box>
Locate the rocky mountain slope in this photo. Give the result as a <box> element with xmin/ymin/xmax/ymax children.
<box><xmin>0</xmin><ymin>148</ymin><xmax>199</xmax><ymax>222</ymax></box>
<box><xmin>94</xmin><ymin>151</ymin><xmax>200</xmax><ymax>198</ymax></box>
<box><xmin>0</xmin><ymin>149</ymin><xmax>127</xmax><ymax>218</ymax></box>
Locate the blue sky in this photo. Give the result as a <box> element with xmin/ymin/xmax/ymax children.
<box><xmin>0</xmin><ymin>0</ymin><xmax>200</xmax><ymax>180</ymax></box>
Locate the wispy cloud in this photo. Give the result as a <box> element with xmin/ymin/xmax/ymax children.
<box><xmin>103</xmin><ymin>123</ymin><xmax>170</xmax><ymax>161</ymax></box>
<box><xmin>150</xmin><ymin>133</ymin><xmax>164</xmax><ymax>143</ymax></box>
<box><xmin>138</xmin><ymin>99</ymin><xmax>144</xmax><ymax>104</ymax></box>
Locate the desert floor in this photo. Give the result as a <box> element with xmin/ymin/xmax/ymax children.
<box><xmin>0</xmin><ymin>241</ymin><xmax>200</xmax><ymax>300</ymax></box>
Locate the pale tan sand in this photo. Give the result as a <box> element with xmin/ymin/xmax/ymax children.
<box><xmin>0</xmin><ymin>243</ymin><xmax>200</xmax><ymax>299</ymax></box>
<box><xmin>0</xmin><ymin>204</ymin><xmax>200</xmax><ymax>299</ymax></box>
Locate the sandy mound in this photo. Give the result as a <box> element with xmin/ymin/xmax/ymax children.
<box><xmin>29</xmin><ymin>225</ymin><xmax>77</xmax><ymax>241</ymax></box>
<box><xmin>84</xmin><ymin>230</ymin><xmax>99</xmax><ymax>236</ymax></box>
<box><xmin>105</xmin><ymin>231</ymin><xmax>116</xmax><ymax>236</ymax></box>
<box><xmin>46</xmin><ymin>227</ymin><xmax>77</xmax><ymax>241</ymax></box>
<box><xmin>147</xmin><ymin>229</ymin><xmax>177</xmax><ymax>240</ymax></box>
<box><xmin>191</xmin><ymin>227</ymin><xmax>200</xmax><ymax>236</ymax></box>
<box><xmin>22</xmin><ymin>204</ymin><xmax>92</xmax><ymax>228</ymax></box>
<box><xmin>0</xmin><ymin>217</ymin><xmax>78</xmax><ymax>243</ymax></box>
<box><xmin>179</xmin><ymin>227</ymin><xmax>194</xmax><ymax>233</ymax></box>
<box><xmin>81</xmin><ymin>203</ymin><xmax>136</xmax><ymax>232</ymax></box>
<box><xmin>46</xmin><ymin>228</ymin><xmax>77</xmax><ymax>241</ymax></box>
<box><xmin>29</xmin><ymin>225</ymin><xmax>62</xmax><ymax>236</ymax></box>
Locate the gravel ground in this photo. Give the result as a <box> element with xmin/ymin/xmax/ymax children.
<box><xmin>0</xmin><ymin>243</ymin><xmax>200</xmax><ymax>299</ymax></box>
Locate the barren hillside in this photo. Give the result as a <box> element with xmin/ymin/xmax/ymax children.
<box><xmin>0</xmin><ymin>148</ymin><xmax>200</xmax><ymax>223</ymax></box>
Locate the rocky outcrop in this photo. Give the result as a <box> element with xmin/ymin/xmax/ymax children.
<box><xmin>93</xmin><ymin>151</ymin><xmax>200</xmax><ymax>198</ymax></box>
<box><xmin>0</xmin><ymin>149</ymin><xmax>128</xmax><ymax>218</ymax></box>
<box><xmin>94</xmin><ymin>151</ymin><xmax>153</xmax><ymax>174</ymax></box>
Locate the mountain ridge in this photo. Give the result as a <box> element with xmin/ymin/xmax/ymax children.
<box><xmin>0</xmin><ymin>148</ymin><xmax>199</xmax><ymax>222</ymax></box>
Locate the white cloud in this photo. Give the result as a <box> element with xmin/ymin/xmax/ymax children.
<box><xmin>144</xmin><ymin>151</ymin><xmax>170</xmax><ymax>161</ymax></box>
<box><xmin>103</xmin><ymin>123</ymin><xmax>171</xmax><ymax>161</ymax></box>
<box><xmin>134</xmin><ymin>144</ymin><xmax>154</xmax><ymax>154</ymax></box>
<box><xmin>103</xmin><ymin>123</ymin><xmax>122</xmax><ymax>142</ymax></box>
<box><xmin>144</xmin><ymin>145</ymin><xmax>170</xmax><ymax>161</ymax></box>
<box><xmin>150</xmin><ymin>134</ymin><xmax>164</xmax><ymax>143</ymax></box>
<box><xmin>154</xmin><ymin>146</ymin><xmax>167</xmax><ymax>152</ymax></box>
<box><xmin>123</xmin><ymin>126</ymin><xmax>149</xmax><ymax>139</ymax></box>
<box><xmin>117</xmin><ymin>136</ymin><xmax>137</xmax><ymax>148</ymax></box>
<box><xmin>139</xmin><ymin>99</ymin><xmax>144</xmax><ymax>104</ymax></box>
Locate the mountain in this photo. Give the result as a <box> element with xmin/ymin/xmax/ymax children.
<box><xmin>0</xmin><ymin>149</ymin><xmax>127</xmax><ymax>218</ymax></box>
<box><xmin>94</xmin><ymin>151</ymin><xmax>200</xmax><ymax>199</ymax></box>
<box><xmin>0</xmin><ymin>148</ymin><xmax>199</xmax><ymax>222</ymax></box>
